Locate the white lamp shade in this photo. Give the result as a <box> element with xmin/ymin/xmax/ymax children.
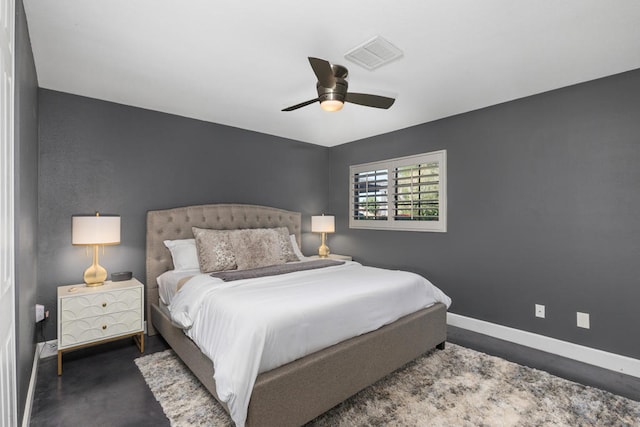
<box><xmin>72</xmin><ymin>215</ymin><xmax>121</xmax><ymax>245</ymax></box>
<box><xmin>311</xmin><ymin>215</ymin><xmax>335</xmax><ymax>233</ymax></box>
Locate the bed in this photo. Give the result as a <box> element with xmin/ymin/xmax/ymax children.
<box><xmin>146</xmin><ymin>203</ymin><xmax>448</xmax><ymax>427</ymax></box>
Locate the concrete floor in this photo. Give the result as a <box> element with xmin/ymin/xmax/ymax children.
<box><xmin>31</xmin><ymin>335</ymin><xmax>170</xmax><ymax>427</ymax></box>
<box><xmin>30</xmin><ymin>327</ymin><xmax>640</xmax><ymax>426</ymax></box>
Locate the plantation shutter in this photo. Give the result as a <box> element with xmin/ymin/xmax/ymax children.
<box><xmin>349</xmin><ymin>150</ymin><xmax>446</xmax><ymax>232</ymax></box>
<box><xmin>392</xmin><ymin>162</ymin><xmax>440</xmax><ymax>222</ymax></box>
<box><xmin>352</xmin><ymin>168</ymin><xmax>389</xmax><ymax>221</ymax></box>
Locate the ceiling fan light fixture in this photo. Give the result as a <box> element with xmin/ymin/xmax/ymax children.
<box><xmin>320</xmin><ymin>99</ymin><xmax>344</xmax><ymax>112</ymax></box>
<box><xmin>281</xmin><ymin>57</ymin><xmax>395</xmax><ymax>112</ymax></box>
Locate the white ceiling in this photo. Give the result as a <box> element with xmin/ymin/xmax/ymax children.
<box><xmin>23</xmin><ymin>1</ymin><xmax>640</xmax><ymax>147</ymax></box>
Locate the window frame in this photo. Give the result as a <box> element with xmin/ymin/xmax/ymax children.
<box><xmin>349</xmin><ymin>150</ymin><xmax>447</xmax><ymax>232</ymax></box>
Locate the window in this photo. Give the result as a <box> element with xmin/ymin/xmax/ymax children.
<box><xmin>349</xmin><ymin>150</ymin><xmax>447</xmax><ymax>232</ymax></box>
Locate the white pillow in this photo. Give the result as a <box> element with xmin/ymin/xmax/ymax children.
<box><xmin>289</xmin><ymin>234</ymin><xmax>305</xmax><ymax>260</ymax></box>
<box><xmin>163</xmin><ymin>238</ymin><xmax>199</xmax><ymax>271</ymax></box>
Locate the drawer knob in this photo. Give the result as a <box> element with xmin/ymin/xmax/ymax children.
<box><xmin>102</xmin><ymin>302</ymin><xmax>107</xmax><ymax>308</ymax></box>
<box><xmin>102</xmin><ymin>325</ymin><xmax>107</xmax><ymax>330</ymax></box>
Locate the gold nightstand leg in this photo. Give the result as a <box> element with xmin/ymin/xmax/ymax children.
<box><xmin>57</xmin><ymin>350</ymin><xmax>62</xmax><ymax>376</ymax></box>
<box><xmin>133</xmin><ymin>332</ymin><xmax>144</xmax><ymax>353</ymax></box>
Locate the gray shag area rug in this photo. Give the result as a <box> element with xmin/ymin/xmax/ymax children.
<box><xmin>134</xmin><ymin>344</ymin><xmax>640</xmax><ymax>426</ymax></box>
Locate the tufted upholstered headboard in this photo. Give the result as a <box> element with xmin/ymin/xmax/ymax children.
<box><xmin>145</xmin><ymin>204</ymin><xmax>302</xmax><ymax>335</ymax></box>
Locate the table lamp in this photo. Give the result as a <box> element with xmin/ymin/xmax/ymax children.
<box><xmin>311</xmin><ymin>214</ymin><xmax>335</xmax><ymax>258</ymax></box>
<box><xmin>72</xmin><ymin>212</ymin><xmax>121</xmax><ymax>286</ymax></box>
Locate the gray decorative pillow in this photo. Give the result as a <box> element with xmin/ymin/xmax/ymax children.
<box><xmin>273</xmin><ymin>227</ymin><xmax>299</xmax><ymax>262</ymax></box>
<box><xmin>229</xmin><ymin>228</ymin><xmax>285</xmax><ymax>270</ymax></box>
<box><xmin>192</xmin><ymin>227</ymin><xmax>237</xmax><ymax>273</ymax></box>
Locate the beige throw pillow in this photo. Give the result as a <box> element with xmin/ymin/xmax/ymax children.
<box><xmin>192</xmin><ymin>227</ymin><xmax>237</xmax><ymax>273</ymax></box>
<box><xmin>229</xmin><ymin>228</ymin><xmax>285</xmax><ymax>270</ymax></box>
<box><xmin>273</xmin><ymin>227</ymin><xmax>299</xmax><ymax>262</ymax></box>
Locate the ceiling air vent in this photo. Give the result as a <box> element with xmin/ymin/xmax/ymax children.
<box><xmin>344</xmin><ymin>36</ymin><xmax>403</xmax><ymax>71</ymax></box>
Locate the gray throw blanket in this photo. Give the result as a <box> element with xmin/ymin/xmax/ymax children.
<box><xmin>210</xmin><ymin>259</ymin><xmax>345</xmax><ymax>282</ymax></box>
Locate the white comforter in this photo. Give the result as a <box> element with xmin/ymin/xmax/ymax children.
<box><xmin>169</xmin><ymin>261</ymin><xmax>451</xmax><ymax>426</ymax></box>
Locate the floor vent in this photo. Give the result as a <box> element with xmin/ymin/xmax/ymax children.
<box><xmin>344</xmin><ymin>36</ymin><xmax>403</xmax><ymax>71</ymax></box>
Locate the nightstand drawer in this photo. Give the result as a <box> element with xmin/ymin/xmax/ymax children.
<box><xmin>59</xmin><ymin>309</ymin><xmax>142</xmax><ymax>348</ymax></box>
<box><xmin>60</xmin><ymin>288</ymin><xmax>142</xmax><ymax>321</ymax></box>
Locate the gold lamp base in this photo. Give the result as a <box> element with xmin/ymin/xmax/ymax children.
<box><xmin>317</xmin><ymin>232</ymin><xmax>330</xmax><ymax>258</ymax></box>
<box><xmin>84</xmin><ymin>245</ymin><xmax>108</xmax><ymax>287</ymax></box>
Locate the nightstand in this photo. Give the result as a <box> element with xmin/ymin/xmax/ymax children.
<box><xmin>57</xmin><ymin>278</ymin><xmax>144</xmax><ymax>375</ymax></box>
<box><xmin>309</xmin><ymin>254</ymin><xmax>352</xmax><ymax>261</ymax></box>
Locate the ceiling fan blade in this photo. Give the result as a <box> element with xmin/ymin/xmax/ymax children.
<box><xmin>345</xmin><ymin>93</ymin><xmax>395</xmax><ymax>109</ymax></box>
<box><xmin>282</xmin><ymin>98</ymin><xmax>319</xmax><ymax>112</ymax></box>
<box><xmin>308</xmin><ymin>57</ymin><xmax>336</xmax><ymax>88</ymax></box>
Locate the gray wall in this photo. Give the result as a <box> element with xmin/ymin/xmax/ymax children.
<box><xmin>329</xmin><ymin>69</ymin><xmax>640</xmax><ymax>359</ymax></box>
<box><xmin>14</xmin><ymin>0</ymin><xmax>39</xmax><ymax>421</ymax></box>
<box><xmin>36</xmin><ymin>67</ymin><xmax>640</xmax><ymax>363</ymax></box>
<box><xmin>38</xmin><ymin>89</ymin><xmax>330</xmax><ymax>339</ymax></box>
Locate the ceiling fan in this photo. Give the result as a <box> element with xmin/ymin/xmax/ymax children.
<box><xmin>282</xmin><ymin>57</ymin><xmax>395</xmax><ymax>112</ymax></box>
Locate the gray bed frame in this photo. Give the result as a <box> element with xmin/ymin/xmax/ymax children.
<box><xmin>146</xmin><ymin>203</ymin><xmax>447</xmax><ymax>427</ymax></box>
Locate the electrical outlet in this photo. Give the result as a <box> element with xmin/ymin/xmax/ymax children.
<box><xmin>35</xmin><ymin>304</ymin><xmax>45</xmax><ymax>322</ymax></box>
<box><xmin>577</xmin><ymin>312</ymin><xmax>590</xmax><ymax>329</ymax></box>
<box><xmin>535</xmin><ymin>304</ymin><xmax>545</xmax><ymax>318</ymax></box>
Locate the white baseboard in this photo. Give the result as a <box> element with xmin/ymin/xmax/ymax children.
<box><xmin>21</xmin><ymin>345</ymin><xmax>39</xmax><ymax>427</ymax></box>
<box><xmin>447</xmin><ymin>313</ymin><xmax>640</xmax><ymax>378</ymax></box>
<box><xmin>38</xmin><ymin>339</ymin><xmax>57</xmax><ymax>359</ymax></box>
<box><xmin>22</xmin><ymin>340</ymin><xmax>58</xmax><ymax>427</ymax></box>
